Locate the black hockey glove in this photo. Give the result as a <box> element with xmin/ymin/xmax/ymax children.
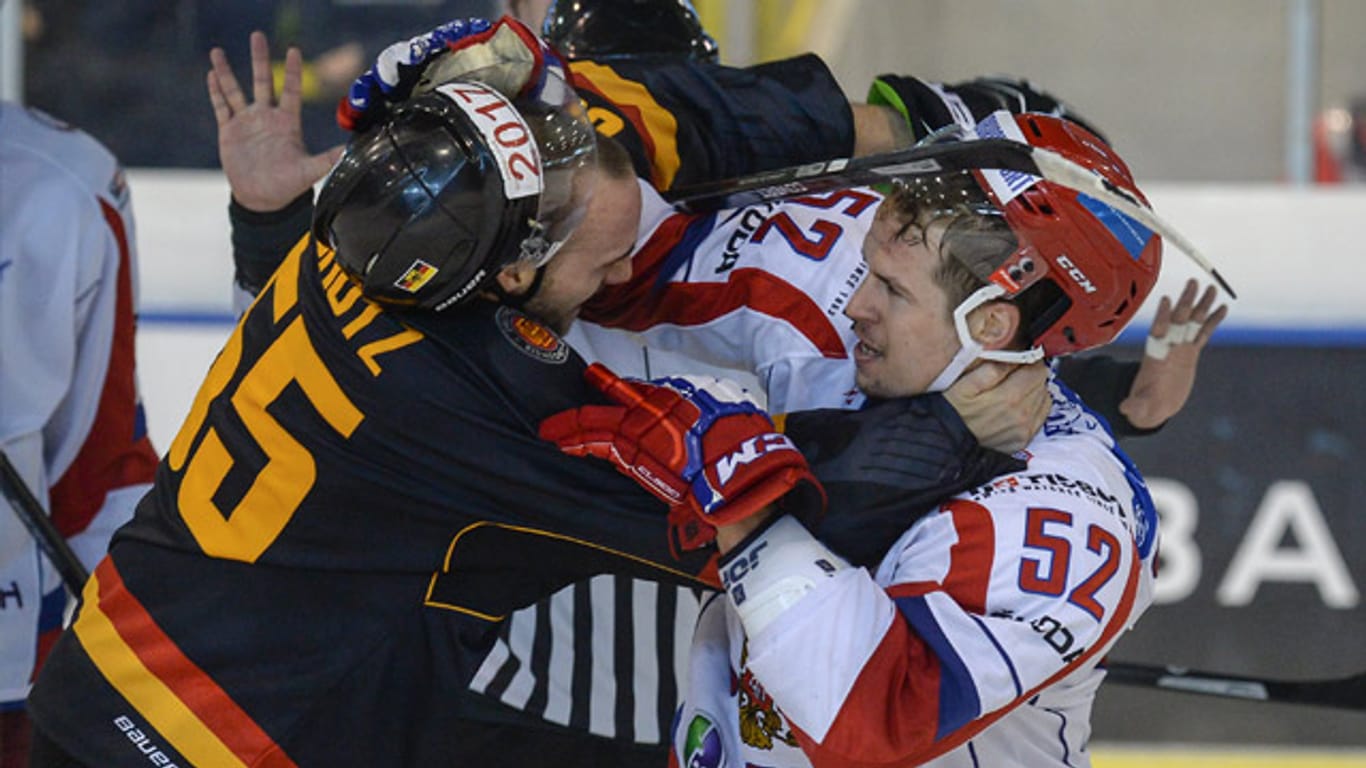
<box><xmin>786</xmin><ymin>395</ymin><xmax>1024</xmax><ymax>568</ymax></box>
<box><xmin>868</xmin><ymin>73</ymin><xmax>1109</xmax><ymax>144</ymax></box>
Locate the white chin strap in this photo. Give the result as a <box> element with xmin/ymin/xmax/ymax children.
<box><xmin>926</xmin><ymin>284</ymin><xmax>1045</xmax><ymax>393</ymax></box>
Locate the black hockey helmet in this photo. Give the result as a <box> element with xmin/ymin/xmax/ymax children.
<box><xmin>541</xmin><ymin>0</ymin><xmax>719</xmax><ymax>62</ymax></box>
<box><xmin>314</xmin><ymin>78</ymin><xmax>597</xmax><ymax>311</ymax></box>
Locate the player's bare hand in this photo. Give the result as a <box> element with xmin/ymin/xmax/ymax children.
<box><xmin>945</xmin><ymin>360</ymin><xmax>1049</xmax><ymax>453</ymax></box>
<box><xmin>207</xmin><ymin>31</ymin><xmax>344</xmax><ymax>212</ymax></box>
<box><xmin>1120</xmin><ymin>279</ymin><xmax>1228</xmax><ymax>430</ymax></box>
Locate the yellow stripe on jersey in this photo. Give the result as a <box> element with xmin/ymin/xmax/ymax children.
<box><xmin>573</xmin><ymin>60</ymin><xmax>682</xmax><ymax>189</ymax></box>
<box><xmin>73</xmin><ymin>570</ymin><xmax>250</xmax><ymax>768</ymax></box>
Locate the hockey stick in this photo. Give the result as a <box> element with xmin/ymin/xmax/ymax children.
<box><xmin>1104</xmin><ymin>660</ymin><xmax>1366</xmax><ymax>711</ymax></box>
<box><xmin>0</xmin><ymin>450</ymin><xmax>90</xmax><ymax>594</ymax></box>
<box><xmin>665</xmin><ymin>138</ymin><xmax>1237</xmax><ymax>300</ymax></box>
<box><xmin>666</xmin><ymin>138</ymin><xmax>1039</xmax><ymax>211</ymax></box>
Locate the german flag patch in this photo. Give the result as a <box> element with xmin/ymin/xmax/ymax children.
<box><xmin>394</xmin><ymin>260</ymin><xmax>438</xmax><ymax>293</ymax></box>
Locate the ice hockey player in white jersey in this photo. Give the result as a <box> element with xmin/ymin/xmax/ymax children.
<box><xmin>0</xmin><ymin>102</ymin><xmax>158</xmax><ymax>765</ymax></box>
<box><xmin>636</xmin><ymin>111</ymin><xmax>1172</xmax><ymax>767</ymax></box>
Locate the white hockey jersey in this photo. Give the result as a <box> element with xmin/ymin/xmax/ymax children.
<box><xmin>574</xmin><ymin>181</ymin><xmax>881</xmax><ymax>413</ymax></box>
<box><xmin>579</xmin><ymin>183</ymin><xmax>1157</xmax><ymax>766</ymax></box>
<box><xmin>0</xmin><ymin>103</ymin><xmax>157</xmax><ymax>703</ymax></box>
<box><xmin>674</xmin><ymin>378</ymin><xmax>1158</xmax><ymax>768</ymax></box>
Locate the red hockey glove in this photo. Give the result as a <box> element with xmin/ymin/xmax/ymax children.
<box><xmin>540</xmin><ymin>364</ymin><xmax>826</xmax><ymax>553</ymax></box>
<box><xmin>338</xmin><ymin>16</ymin><xmax>569</xmax><ymax>132</ymax></box>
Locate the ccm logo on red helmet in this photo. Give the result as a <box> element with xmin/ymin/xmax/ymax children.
<box><xmin>716</xmin><ymin>434</ymin><xmax>797</xmax><ymax>486</ymax></box>
<box><xmin>1055</xmin><ymin>254</ymin><xmax>1098</xmax><ymax>294</ymax></box>
<box><xmin>435</xmin><ymin>82</ymin><xmax>543</xmax><ymax>200</ymax></box>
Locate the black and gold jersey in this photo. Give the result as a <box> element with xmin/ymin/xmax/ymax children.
<box><xmin>569</xmin><ymin>53</ymin><xmax>856</xmax><ymax>192</ymax></box>
<box><xmin>28</xmin><ymin>235</ymin><xmax>712</xmax><ymax>768</ymax></box>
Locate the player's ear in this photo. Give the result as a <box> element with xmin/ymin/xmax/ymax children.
<box><xmin>969</xmin><ymin>300</ymin><xmax>1021</xmax><ymax>351</ymax></box>
<box><xmin>495</xmin><ymin>261</ymin><xmax>538</xmax><ymax>296</ymax></box>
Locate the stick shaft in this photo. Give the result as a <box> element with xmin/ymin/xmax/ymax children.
<box><xmin>666</xmin><ymin>138</ymin><xmax>1236</xmax><ymax>300</ymax></box>
<box><xmin>0</xmin><ymin>450</ymin><xmax>90</xmax><ymax>594</ymax></box>
<box><xmin>665</xmin><ymin>139</ymin><xmax>1041</xmax><ymax>211</ymax></box>
<box><xmin>1105</xmin><ymin>660</ymin><xmax>1366</xmax><ymax>710</ymax></box>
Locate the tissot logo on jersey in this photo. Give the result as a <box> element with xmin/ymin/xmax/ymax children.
<box><xmin>436</xmin><ymin>82</ymin><xmax>542</xmax><ymax>200</ymax></box>
<box><xmin>969</xmin><ymin>472</ymin><xmax>1121</xmax><ymax>511</ymax></box>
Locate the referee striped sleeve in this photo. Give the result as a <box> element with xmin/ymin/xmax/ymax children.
<box><xmin>468</xmin><ymin>577</ymin><xmax>704</xmax><ymax>743</ymax></box>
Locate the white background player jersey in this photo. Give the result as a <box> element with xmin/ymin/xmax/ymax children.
<box><xmin>675</xmin><ymin>378</ymin><xmax>1159</xmax><ymax>768</ymax></box>
<box><xmin>0</xmin><ymin>102</ymin><xmax>155</xmax><ymax>703</ymax></box>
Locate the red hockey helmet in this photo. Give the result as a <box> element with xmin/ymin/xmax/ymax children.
<box><xmin>967</xmin><ymin>111</ymin><xmax>1163</xmax><ymax>357</ymax></box>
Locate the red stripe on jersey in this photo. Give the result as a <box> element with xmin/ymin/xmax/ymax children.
<box><xmin>795</xmin><ymin>604</ymin><xmax>946</xmax><ymax>764</ymax></box>
<box><xmin>583</xmin><ymin>206</ymin><xmax>850</xmax><ymax>357</ymax></box>
<box><xmin>941</xmin><ymin>499</ymin><xmax>996</xmax><ymax>613</ymax></box>
<box><xmin>912</xmin><ymin>549</ymin><xmax>1145</xmax><ymax>763</ymax></box>
<box><xmin>565</xmin><ymin>63</ymin><xmax>677</xmax><ymax>188</ymax></box>
<box><xmin>588</xmin><ymin>260</ymin><xmax>848</xmax><ymax>361</ymax></box>
<box><xmin>581</xmin><ymin>210</ymin><xmax>696</xmax><ymax>325</ymax></box>
<box><xmin>85</xmin><ymin>559</ymin><xmax>297</xmax><ymax>767</ymax></box>
<box><xmin>859</xmin><ymin>502</ymin><xmax>995</xmax><ymax>605</ymax></box>
<box><xmin>570</xmin><ymin>71</ymin><xmax>661</xmax><ymax>185</ymax></box>
<box><xmin>48</xmin><ymin>199</ymin><xmax>158</xmax><ymax>538</ymax></box>
<box><xmin>796</xmin><ymin>519</ymin><xmax>1145</xmax><ymax>766</ymax></box>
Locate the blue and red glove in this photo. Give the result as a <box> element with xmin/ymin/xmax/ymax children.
<box><xmin>338</xmin><ymin>15</ymin><xmax>569</xmax><ymax>132</ymax></box>
<box><xmin>540</xmin><ymin>364</ymin><xmax>826</xmax><ymax>554</ymax></box>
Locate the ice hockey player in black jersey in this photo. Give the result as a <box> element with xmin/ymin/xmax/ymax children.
<box><xmin>23</xmin><ymin>58</ymin><xmax>831</xmax><ymax>767</ymax></box>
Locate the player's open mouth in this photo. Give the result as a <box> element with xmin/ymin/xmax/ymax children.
<box><xmin>854</xmin><ymin>339</ymin><xmax>881</xmax><ymax>363</ymax></box>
